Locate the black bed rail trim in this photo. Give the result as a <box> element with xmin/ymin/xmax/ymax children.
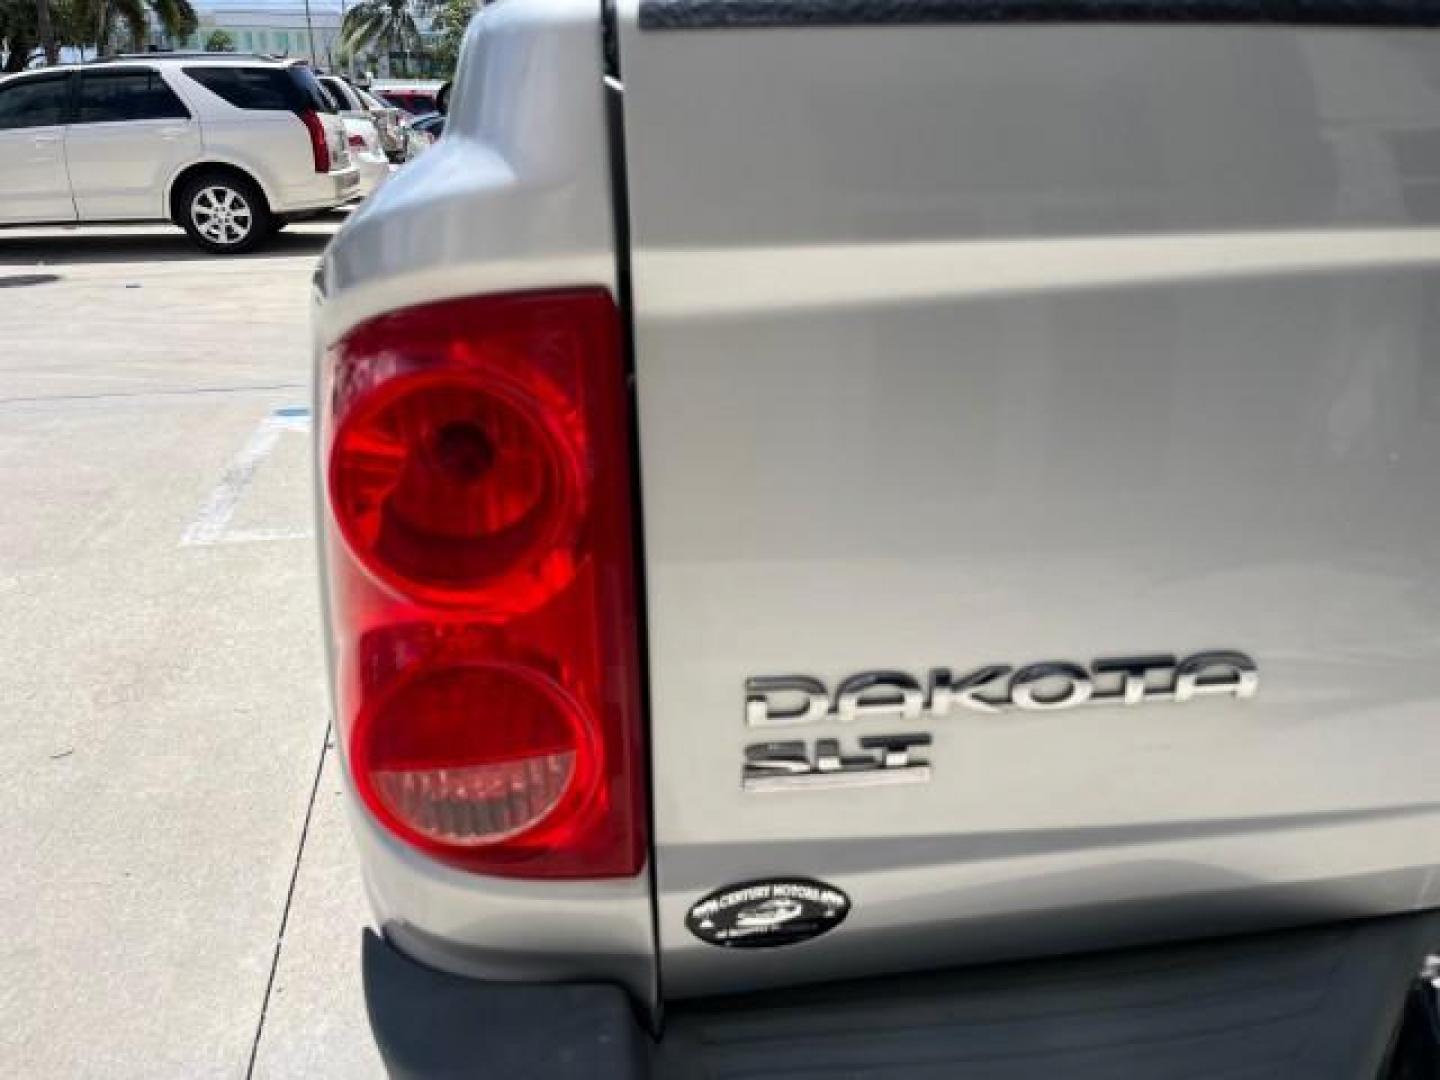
<box><xmin>639</xmin><ymin>0</ymin><xmax>1440</xmax><ymax>31</ymax></box>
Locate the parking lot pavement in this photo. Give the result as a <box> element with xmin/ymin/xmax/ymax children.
<box><xmin>0</xmin><ymin>222</ymin><xmax>383</xmax><ymax>1078</ymax></box>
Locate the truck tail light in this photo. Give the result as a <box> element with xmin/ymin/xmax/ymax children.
<box><xmin>300</xmin><ymin>108</ymin><xmax>330</xmax><ymax>173</ymax></box>
<box><xmin>322</xmin><ymin>291</ymin><xmax>645</xmax><ymax>879</ymax></box>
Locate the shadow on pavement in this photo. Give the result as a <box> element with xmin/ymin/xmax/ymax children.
<box><xmin>0</xmin><ymin>272</ymin><xmax>63</xmax><ymax>289</ymax></box>
<box><xmin>0</xmin><ymin>228</ymin><xmax>335</xmax><ymax>266</ymax></box>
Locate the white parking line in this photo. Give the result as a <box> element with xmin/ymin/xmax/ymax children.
<box><xmin>206</xmin><ymin>527</ymin><xmax>316</xmax><ymax>545</ymax></box>
<box><xmin>180</xmin><ymin>408</ymin><xmax>312</xmax><ymax>547</ymax></box>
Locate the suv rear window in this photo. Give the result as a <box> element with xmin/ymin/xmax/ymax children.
<box><xmin>287</xmin><ymin>65</ymin><xmax>336</xmax><ymax>113</ymax></box>
<box><xmin>183</xmin><ymin>65</ymin><xmax>334</xmax><ymax>114</ymax></box>
<box><xmin>319</xmin><ymin>76</ymin><xmax>357</xmax><ymax>111</ymax></box>
<box><xmin>78</xmin><ymin>69</ymin><xmax>189</xmax><ymax>123</ymax></box>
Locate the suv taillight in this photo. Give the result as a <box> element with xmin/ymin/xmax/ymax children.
<box><xmin>321</xmin><ymin>291</ymin><xmax>646</xmax><ymax>879</ymax></box>
<box><xmin>300</xmin><ymin>108</ymin><xmax>330</xmax><ymax>173</ymax></box>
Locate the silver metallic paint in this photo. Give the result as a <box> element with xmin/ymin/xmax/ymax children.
<box><xmin>314</xmin><ymin>0</ymin><xmax>657</xmax><ymax>1006</ymax></box>
<box><xmin>615</xmin><ymin>12</ymin><xmax>1440</xmax><ymax>997</ymax></box>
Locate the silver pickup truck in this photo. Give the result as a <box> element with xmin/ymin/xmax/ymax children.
<box><xmin>314</xmin><ymin>1</ymin><xmax>1440</xmax><ymax>1074</ymax></box>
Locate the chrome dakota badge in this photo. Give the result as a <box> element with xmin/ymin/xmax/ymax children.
<box><xmin>742</xmin><ymin>651</ymin><xmax>1257</xmax><ymax>792</ymax></box>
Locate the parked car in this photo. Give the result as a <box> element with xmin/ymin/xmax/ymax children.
<box><xmin>318</xmin><ymin>73</ymin><xmax>408</xmax><ymax>166</ymax></box>
<box><xmin>336</xmin><ymin>114</ymin><xmax>390</xmax><ymax>200</ymax></box>
<box><xmin>314</xmin><ymin>78</ymin><xmax>389</xmax><ymax>198</ymax></box>
<box><xmin>404</xmin><ymin>110</ymin><xmax>443</xmax><ymax>143</ymax></box>
<box><xmin>367</xmin><ymin>89</ymin><xmax>431</xmax><ymax>160</ymax></box>
<box><xmin>369</xmin><ymin>81</ymin><xmax>440</xmax><ymax>115</ymax></box>
<box><xmin>0</xmin><ymin>55</ymin><xmax>357</xmax><ymax>253</ymax></box>
<box><xmin>313</xmin><ymin>0</ymin><xmax>1440</xmax><ymax>1075</ymax></box>
<box><xmin>356</xmin><ymin>86</ymin><xmax>420</xmax><ymax>159</ymax></box>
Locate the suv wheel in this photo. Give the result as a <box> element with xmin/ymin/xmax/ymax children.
<box><xmin>178</xmin><ymin>173</ymin><xmax>272</xmax><ymax>254</ymax></box>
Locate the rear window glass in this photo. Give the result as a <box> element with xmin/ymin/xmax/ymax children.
<box><xmin>315</xmin><ymin>80</ymin><xmax>340</xmax><ymax>112</ymax></box>
<box><xmin>287</xmin><ymin>66</ymin><xmax>336</xmax><ymax>113</ymax></box>
<box><xmin>319</xmin><ymin>77</ymin><xmax>355</xmax><ymax>111</ymax></box>
<box><xmin>78</xmin><ymin>69</ymin><xmax>189</xmax><ymax>123</ymax></box>
<box><xmin>183</xmin><ymin>66</ymin><xmax>334</xmax><ymax>113</ymax></box>
<box><xmin>0</xmin><ymin>74</ymin><xmax>70</xmax><ymax>129</ymax></box>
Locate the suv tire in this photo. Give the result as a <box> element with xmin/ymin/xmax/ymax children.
<box><xmin>177</xmin><ymin>172</ymin><xmax>272</xmax><ymax>254</ymax></box>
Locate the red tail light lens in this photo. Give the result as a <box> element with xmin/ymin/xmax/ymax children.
<box><xmin>300</xmin><ymin>108</ymin><xmax>330</xmax><ymax>173</ymax></box>
<box><xmin>323</xmin><ymin>291</ymin><xmax>645</xmax><ymax>878</ymax></box>
<box><xmin>348</xmin><ymin>133</ymin><xmax>367</xmax><ymax>150</ymax></box>
<box><xmin>330</xmin><ymin>368</ymin><xmax>587</xmax><ymax>614</ymax></box>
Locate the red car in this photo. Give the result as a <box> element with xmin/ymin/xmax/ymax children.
<box><xmin>374</xmin><ymin>87</ymin><xmax>437</xmax><ymax>115</ymax></box>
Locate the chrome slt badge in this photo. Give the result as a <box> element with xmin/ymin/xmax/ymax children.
<box><xmin>743</xmin><ymin>651</ymin><xmax>1257</xmax><ymax>791</ymax></box>
<box><xmin>687</xmin><ymin>879</ymin><xmax>850</xmax><ymax>948</ymax></box>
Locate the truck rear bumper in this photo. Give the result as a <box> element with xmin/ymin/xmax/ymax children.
<box><xmin>361</xmin><ymin>930</ymin><xmax>646</xmax><ymax>1079</ymax></box>
<box><xmin>362</xmin><ymin>911</ymin><xmax>1440</xmax><ymax>1078</ymax></box>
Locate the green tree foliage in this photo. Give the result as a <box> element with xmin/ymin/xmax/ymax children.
<box><xmin>2</xmin><ymin>0</ymin><xmax>196</xmax><ymax>63</ymax></box>
<box><xmin>428</xmin><ymin>0</ymin><xmax>474</xmax><ymax>75</ymax></box>
<box><xmin>0</xmin><ymin>0</ymin><xmax>41</xmax><ymax>71</ymax></box>
<box><xmin>339</xmin><ymin>0</ymin><xmax>420</xmax><ymax>73</ymax></box>
<box><xmin>204</xmin><ymin>26</ymin><xmax>234</xmax><ymax>51</ymax></box>
<box><xmin>93</xmin><ymin>0</ymin><xmax>198</xmax><ymax>53</ymax></box>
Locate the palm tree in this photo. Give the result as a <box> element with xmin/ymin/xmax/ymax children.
<box><xmin>340</xmin><ymin>0</ymin><xmax>420</xmax><ymax>76</ymax></box>
<box><xmin>34</xmin><ymin>0</ymin><xmax>56</xmax><ymax>64</ymax></box>
<box><xmin>85</xmin><ymin>0</ymin><xmax>195</xmax><ymax>55</ymax></box>
<box><xmin>0</xmin><ymin>0</ymin><xmax>39</xmax><ymax>70</ymax></box>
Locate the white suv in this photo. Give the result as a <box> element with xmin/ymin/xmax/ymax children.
<box><xmin>0</xmin><ymin>56</ymin><xmax>359</xmax><ymax>253</ymax></box>
<box><xmin>315</xmin><ymin>74</ymin><xmax>393</xmax><ymax>198</ymax></box>
<box><xmin>318</xmin><ymin>73</ymin><xmax>408</xmax><ymax>166</ymax></box>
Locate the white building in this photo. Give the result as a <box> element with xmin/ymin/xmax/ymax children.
<box><xmin>163</xmin><ymin>0</ymin><xmax>437</xmax><ymax>76</ymax></box>
<box><xmin>167</xmin><ymin>0</ymin><xmax>344</xmax><ymax>68</ymax></box>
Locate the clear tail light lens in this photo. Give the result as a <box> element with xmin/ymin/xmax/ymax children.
<box><xmin>322</xmin><ymin>291</ymin><xmax>645</xmax><ymax>878</ymax></box>
<box><xmin>359</xmin><ymin>662</ymin><xmax>594</xmax><ymax>847</ymax></box>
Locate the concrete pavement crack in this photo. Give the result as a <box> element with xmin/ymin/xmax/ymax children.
<box><xmin>245</xmin><ymin>719</ymin><xmax>333</xmax><ymax>1079</ymax></box>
